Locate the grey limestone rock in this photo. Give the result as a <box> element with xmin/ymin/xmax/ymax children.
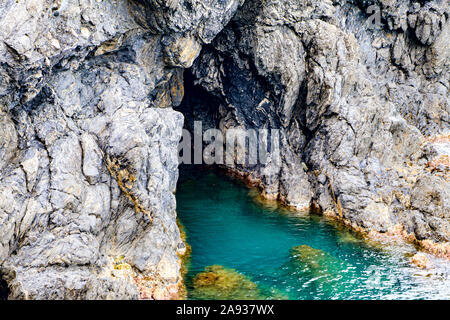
<box><xmin>183</xmin><ymin>0</ymin><xmax>449</xmax><ymax>244</ymax></box>
<box><xmin>0</xmin><ymin>0</ymin><xmax>242</xmax><ymax>299</ymax></box>
<box><xmin>0</xmin><ymin>0</ymin><xmax>449</xmax><ymax>300</ymax></box>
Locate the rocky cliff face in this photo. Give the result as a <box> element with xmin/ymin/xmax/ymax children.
<box><xmin>0</xmin><ymin>0</ymin><xmax>448</xmax><ymax>299</ymax></box>
<box><xmin>180</xmin><ymin>0</ymin><xmax>449</xmax><ymax>254</ymax></box>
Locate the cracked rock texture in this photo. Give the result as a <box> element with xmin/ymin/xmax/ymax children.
<box><xmin>0</xmin><ymin>0</ymin><xmax>242</xmax><ymax>299</ymax></box>
<box><xmin>180</xmin><ymin>0</ymin><xmax>449</xmax><ymax>252</ymax></box>
<box><xmin>0</xmin><ymin>0</ymin><xmax>449</xmax><ymax>300</ymax></box>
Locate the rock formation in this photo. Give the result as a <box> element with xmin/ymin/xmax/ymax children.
<box><xmin>180</xmin><ymin>0</ymin><xmax>449</xmax><ymax>256</ymax></box>
<box><xmin>0</xmin><ymin>0</ymin><xmax>242</xmax><ymax>299</ymax></box>
<box><xmin>0</xmin><ymin>0</ymin><xmax>448</xmax><ymax>299</ymax></box>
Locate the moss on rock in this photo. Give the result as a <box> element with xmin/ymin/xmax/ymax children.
<box><xmin>191</xmin><ymin>265</ymin><xmax>263</xmax><ymax>300</ymax></box>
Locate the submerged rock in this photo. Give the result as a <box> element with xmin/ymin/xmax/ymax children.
<box><xmin>191</xmin><ymin>265</ymin><xmax>264</xmax><ymax>300</ymax></box>
<box><xmin>287</xmin><ymin>245</ymin><xmax>351</xmax><ymax>298</ymax></box>
<box><xmin>0</xmin><ymin>0</ymin><xmax>243</xmax><ymax>300</ymax></box>
<box><xmin>335</xmin><ymin>229</ymin><xmax>364</xmax><ymax>245</ymax></box>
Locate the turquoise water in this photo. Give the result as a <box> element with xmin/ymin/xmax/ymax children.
<box><xmin>176</xmin><ymin>167</ymin><xmax>450</xmax><ymax>300</ymax></box>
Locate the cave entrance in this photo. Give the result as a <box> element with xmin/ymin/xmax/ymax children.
<box><xmin>172</xmin><ymin>53</ymin><xmax>449</xmax><ymax>302</ymax></box>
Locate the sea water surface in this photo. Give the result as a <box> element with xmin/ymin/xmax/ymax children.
<box><xmin>176</xmin><ymin>167</ymin><xmax>450</xmax><ymax>300</ymax></box>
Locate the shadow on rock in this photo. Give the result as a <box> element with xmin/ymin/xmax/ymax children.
<box><xmin>190</xmin><ymin>265</ymin><xmax>286</xmax><ymax>300</ymax></box>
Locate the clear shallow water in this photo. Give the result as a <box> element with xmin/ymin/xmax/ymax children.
<box><xmin>176</xmin><ymin>167</ymin><xmax>450</xmax><ymax>300</ymax></box>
